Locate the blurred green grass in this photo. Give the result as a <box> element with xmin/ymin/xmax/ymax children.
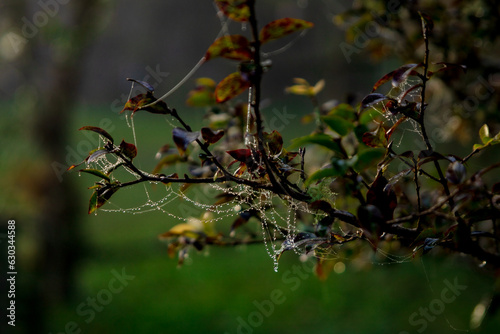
<box><xmin>4</xmin><ymin>103</ymin><xmax>500</xmax><ymax>333</ymax></box>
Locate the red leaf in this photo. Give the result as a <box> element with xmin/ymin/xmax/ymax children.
<box><xmin>201</xmin><ymin>127</ymin><xmax>225</xmax><ymax>144</ymax></box>
<box><xmin>215</xmin><ymin>72</ymin><xmax>251</xmax><ymax>103</ymax></box>
<box><xmin>259</xmin><ymin>18</ymin><xmax>314</xmax><ymax>44</ymax></box>
<box><xmin>205</xmin><ymin>35</ymin><xmax>252</xmax><ymax>61</ymax></box>
<box><xmin>227</xmin><ymin>149</ymin><xmax>252</xmax><ymax>162</ymax></box>
<box><xmin>371</xmin><ymin>64</ymin><xmax>421</xmax><ymax>92</ymax></box>
<box><xmin>119</xmin><ymin>139</ymin><xmax>137</xmax><ymax>160</ymax></box>
<box><xmin>79</xmin><ymin>126</ymin><xmax>114</xmax><ymax>144</ymax></box>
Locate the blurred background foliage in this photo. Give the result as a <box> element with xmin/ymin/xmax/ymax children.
<box><xmin>0</xmin><ymin>0</ymin><xmax>499</xmax><ymax>333</ymax></box>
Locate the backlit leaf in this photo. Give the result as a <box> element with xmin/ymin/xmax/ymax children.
<box><xmin>479</xmin><ymin>124</ymin><xmax>491</xmax><ymax>144</ymax></box>
<box><xmin>215</xmin><ymin>0</ymin><xmax>250</xmax><ymax>22</ymax></box>
<box><xmin>205</xmin><ymin>35</ymin><xmax>252</xmax><ymax>61</ymax></box>
<box><xmin>79</xmin><ymin>126</ymin><xmax>114</xmax><ymax>144</ymax></box>
<box><xmin>215</xmin><ymin>72</ymin><xmax>251</xmax><ymax>103</ymax></box>
<box><xmin>371</xmin><ymin>64</ymin><xmax>421</xmax><ymax>92</ymax></box>
<box><xmin>259</xmin><ymin>18</ymin><xmax>314</xmax><ymax>44</ymax></box>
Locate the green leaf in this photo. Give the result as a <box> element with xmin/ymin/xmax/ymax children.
<box><xmin>326</xmin><ymin>103</ymin><xmax>356</xmax><ymax>121</ymax></box>
<box><xmin>321</xmin><ymin>115</ymin><xmax>354</xmax><ymax>136</ymax></box>
<box><xmin>352</xmin><ymin>148</ymin><xmax>385</xmax><ymax>172</ymax></box>
<box><xmin>79</xmin><ymin>169</ymin><xmax>111</xmax><ymax>182</ymax></box>
<box><xmin>290</xmin><ymin>134</ymin><xmax>343</xmax><ymax>156</ymax></box>
<box><xmin>205</xmin><ymin>35</ymin><xmax>252</xmax><ymax>61</ymax></box>
<box><xmin>215</xmin><ymin>0</ymin><xmax>250</xmax><ymax>22</ymax></box>
<box><xmin>215</xmin><ymin>72</ymin><xmax>251</xmax><ymax>103</ymax></box>
<box><xmin>479</xmin><ymin>124</ymin><xmax>491</xmax><ymax>144</ymax></box>
<box><xmin>259</xmin><ymin>18</ymin><xmax>314</xmax><ymax>44</ymax></box>
<box><xmin>79</xmin><ymin>126</ymin><xmax>114</xmax><ymax>144</ymax></box>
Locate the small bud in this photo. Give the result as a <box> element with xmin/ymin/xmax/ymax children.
<box><xmin>446</xmin><ymin>161</ymin><xmax>466</xmax><ymax>184</ymax></box>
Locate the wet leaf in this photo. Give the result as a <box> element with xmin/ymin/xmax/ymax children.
<box><xmin>186</xmin><ymin>78</ymin><xmax>216</xmax><ymax>107</ymax></box>
<box><xmin>205</xmin><ymin>35</ymin><xmax>252</xmax><ymax>61</ymax></box>
<box><xmin>79</xmin><ymin>126</ymin><xmax>114</xmax><ymax>144</ymax></box>
<box><xmin>119</xmin><ymin>139</ymin><xmax>137</xmax><ymax>160</ymax></box>
<box><xmin>215</xmin><ymin>72</ymin><xmax>251</xmax><ymax>103</ymax></box>
<box><xmin>78</xmin><ymin>169</ymin><xmax>111</xmax><ymax>182</ymax></box>
<box><xmin>215</xmin><ymin>0</ymin><xmax>250</xmax><ymax>22</ymax></box>
<box><xmin>172</xmin><ymin>128</ymin><xmax>200</xmax><ymax>156</ymax></box>
<box><xmin>201</xmin><ymin>127</ymin><xmax>225</xmax><ymax>144</ymax></box>
<box><xmin>259</xmin><ymin>18</ymin><xmax>314</xmax><ymax>44</ymax></box>
<box><xmin>121</xmin><ymin>93</ymin><xmax>171</xmax><ymax>115</ymax></box>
